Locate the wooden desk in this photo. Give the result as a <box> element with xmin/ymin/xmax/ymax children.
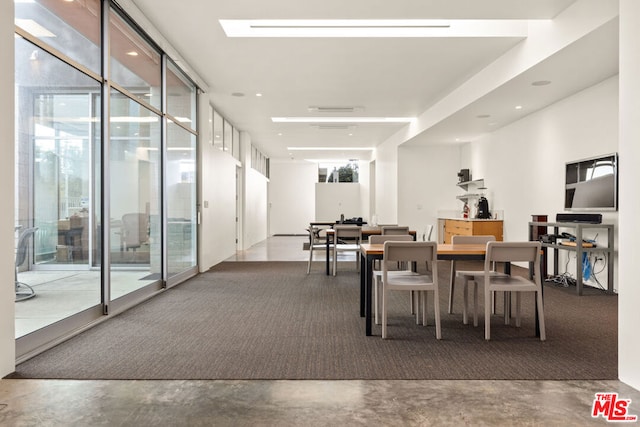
<box><xmin>325</xmin><ymin>228</ymin><xmax>417</xmax><ymax>275</ymax></box>
<box><xmin>359</xmin><ymin>243</ymin><xmax>520</xmax><ymax>337</ymax></box>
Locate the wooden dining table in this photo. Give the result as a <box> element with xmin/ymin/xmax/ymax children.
<box><xmin>359</xmin><ymin>242</ymin><xmax>516</xmax><ymax>336</ymax></box>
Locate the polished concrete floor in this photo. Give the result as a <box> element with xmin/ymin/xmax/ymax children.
<box><xmin>2</xmin><ymin>236</ymin><xmax>639</xmax><ymax>426</ymax></box>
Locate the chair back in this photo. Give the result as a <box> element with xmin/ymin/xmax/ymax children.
<box><xmin>485</xmin><ymin>241</ymin><xmax>541</xmax><ymax>267</ymax></box>
<box><xmin>122</xmin><ymin>213</ymin><xmax>149</xmax><ymax>249</ymax></box>
<box><xmin>381</xmin><ymin>225</ymin><xmax>409</xmax><ymax>235</ymax></box>
<box><xmin>334</xmin><ymin>225</ymin><xmax>362</xmax><ymax>241</ymax></box>
<box><xmin>308</xmin><ymin>226</ymin><xmax>329</xmax><ymax>245</ymax></box>
<box><xmin>369</xmin><ymin>234</ymin><xmax>413</xmax><ymax>244</ymax></box>
<box><xmin>422</xmin><ymin>225</ymin><xmax>434</xmax><ymax>241</ymax></box>
<box><xmin>383</xmin><ymin>241</ymin><xmax>437</xmax><ymax>264</ymax></box>
<box><xmin>16</xmin><ymin>227</ymin><xmax>38</xmax><ymax>268</ymax></box>
<box><xmin>452</xmin><ymin>234</ymin><xmax>496</xmax><ymax>245</ymax></box>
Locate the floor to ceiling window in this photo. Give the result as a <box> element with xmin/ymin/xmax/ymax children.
<box><xmin>107</xmin><ymin>8</ymin><xmax>163</xmax><ymax>300</ymax></box>
<box><xmin>166</xmin><ymin>61</ymin><xmax>198</xmax><ymax>281</ymax></box>
<box><xmin>14</xmin><ymin>0</ymin><xmax>199</xmax><ymax>359</ymax></box>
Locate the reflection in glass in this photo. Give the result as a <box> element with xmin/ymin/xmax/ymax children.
<box><xmin>166</xmin><ymin>61</ymin><xmax>196</xmax><ymax>131</ymax></box>
<box><xmin>223</xmin><ymin>119</ymin><xmax>232</xmax><ymax>153</ymax></box>
<box><xmin>109</xmin><ymin>91</ymin><xmax>162</xmax><ymax>299</ymax></box>
<box><xmin>15</xmin><ymin>0</ymin><xmax>101</xmax><ymax>74</ymax></box>
<box><xmin>167</xmin><ymin>121</ymin><xmax>197</xmax><ymax>277</ymax></box>
<box><xmin>232</xmin><ymin>127</ymin><xmax>240</xmax><ymax>160</ymax></box>
<box><xmin>15</xmin><ymin>36</ymin><xmax>102</xmax><ymax>337</ymax></box>
<box><xmin>213</xmin><ymin>109</ymin><xmax>224</xmax><ymax>151</ymax></box>
<box><xmin>109</xmin><ymin>8</ymin><xmax>161</xmax><ymax>109</ymax></box>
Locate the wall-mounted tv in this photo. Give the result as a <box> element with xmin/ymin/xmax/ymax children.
<box><xmin>564</xmin><ymin>153</ymin><xmax>618</xmax><ymax>211</ymax></box>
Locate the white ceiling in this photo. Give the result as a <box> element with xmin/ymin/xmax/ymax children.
<box><xmin>130</xmin><ymin>0</ymin><xmax>618</xmax><ymax>161</ymax></box>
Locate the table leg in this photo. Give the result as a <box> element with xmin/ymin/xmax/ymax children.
<box><xmin>325</xmin><ymin>233</ymin><xmax>331</xmax><ymax>275</ymax></box>
<box><xmin>504</xmin><ymin>262</ymin><xmax>512</xmax><ymax>325</ymax></box>
<box><xmin>360</xmin><ymin>253</ymin><xmax>366</xmax><ymax>317</ymax></box>
<box><xmin>535</xmin><ymin>259</ymin><xmax>543</xmax><ymax>338</ymax></box>
<box><xmin>365</xmin><ymin>254</ymin><xmax>374</xmax><ymax>336</ymax></box>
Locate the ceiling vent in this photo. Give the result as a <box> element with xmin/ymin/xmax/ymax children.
<box><xmin>308</xmin><ymin>106</ymin><xmax>364</xmax><ymax>113</ymax></box>
<box><xmin>311</xmin><ymin>124</ymin><xmax>356</xmax><ymax>130</ymax></box>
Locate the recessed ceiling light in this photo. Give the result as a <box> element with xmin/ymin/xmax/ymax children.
<box><xmin>476</xmin><ymin>114</ymin><xmax>491</xmax><ymax>119</ymax></box>
<box><xmin>126</xmin><ymin>51</ymin><xmax>139</xmax><ymax>56</ymax></box>
<box><xmin>532</xmin><ymin>80</ymin><xmax>551</xmax><ymax>86</ymax></box>
<box><xmin>273</xmin><ymin>117</ymin><xmax>414</xmax><ymax>123</ymax></box>
<box><xmin>515</xmin><ymin>105</ymin><xmax>523</xmax><ymax>110</ymax></box>
<box><xmin>277</xmin><ymin>133</ymin><xmax>283</xmax><ymax>136</ymax></box>
<box><xmin>15</xmin><ymin>19</ymin><xmax>56</xmax><ymax>37</ymax></box>
<box><xmin>255</xmin><ymin>93</ymin><xmax>263</xmax><ymax>97</ymax></box>
<box><xmin>232</xmin><ymin>92</ymin><xmax>245</xmax><ymax>97</ymax></box>
<box><xmin>219</xmin><ymin>19</ymin><xmax>529</xmax><ymax>38</ymax></box>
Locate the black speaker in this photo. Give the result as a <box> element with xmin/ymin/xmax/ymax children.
<box><xmin>556</xmin><ymin>213</ymin><xmax>602</xmax><ymax>224</ymax></box>
<box><xmin>457</xmin><ymin>169</ymin><xmax>470</xmax><ymax>183</ymax></box>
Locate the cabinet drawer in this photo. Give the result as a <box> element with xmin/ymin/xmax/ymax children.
<box><xmin>446</xmin><ymin>220</ymin><xmax>472</xmax><ymax>234</ymax></box>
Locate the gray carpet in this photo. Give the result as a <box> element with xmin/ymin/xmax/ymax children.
<box><xmin>8</xmin><ymin>261</ymin><xmax>617</xmax><ymax>380</ymax></box>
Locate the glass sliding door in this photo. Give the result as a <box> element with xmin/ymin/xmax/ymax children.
<box><xmin>166</xmin><ymin>122</ymin><xmax>197</xmax><ymax>279</ymax></box>
<box><xmin>166</xmin><ymin>60</ymin><xmax>197</xmax><ymax>281</ymax></box>
<box><xmin>14</xmin><ymin>36</ymin><xmax>102</xmax><ymax>338</ymax></box>
<box><xmin>13</xmin><ymin>0</ymin><xmax>199</xmax><ymax>359</ymax></box>
<box><xmin>107</xmin><ymin>6</ymin><xmax>163</xmax><ymax>300</ymax></box>
<box><xmin>109</xmin><ymin>91</ymin><xmax>162</xmax><ymax>298</ymax></box>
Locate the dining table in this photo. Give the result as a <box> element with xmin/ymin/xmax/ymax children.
<box><xmin>324</xmin><ymin>227</ymin><xmax>417</xmax><ymax>275</ymax></box>
<box><xmin>358</xmin><ymin>242</ymin><xmax>532</xmax><ymax>337</ymax></box>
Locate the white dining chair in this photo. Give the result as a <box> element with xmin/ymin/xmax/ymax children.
<box><xmin>381</xmin><ymin>225</ymin><xmax>410</xmax><ymax>235</ymax></box>
<box><xmin>369</xmin><ymin>234</ymin><xmax>414</xmax><ymax>325</ymax></box>
<box><xmin>306</xmin><ymin>226</ymin><xmax>333</xmax><ymax>274</ymax></box>
<box><xmin>475</xmin><ymin>241</ymin><xmax>546</xmax><ymax>341</ymax></box>
<box><xmin>332</xmin><ymin>225</ymin><xmax>362</xmax><ymax>276</ymax></box>
<box><xmin>380</xmin><ymin>241</ymin><xmax>441</xmax><ymax>340</ymax></box>
<box><xmin>448</xmin><ymin>235</ymin><xmax>500</xmax><ymax>325</ymax></box>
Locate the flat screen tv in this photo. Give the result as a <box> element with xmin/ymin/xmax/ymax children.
<box><xmin>564</xmin><ymin>153</ymin><xmax>618</xmax><ymax>211</ymax></box>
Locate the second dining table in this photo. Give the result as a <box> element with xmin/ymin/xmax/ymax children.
<box><xmin>359</xmin><ymin>242</ymin><xmax>513</xmax><ymax>336</ymax></box>
<box><xmin>324</xmin><ymin>226</ymin><xmax>417</xmax><ymax>275</ymax></box>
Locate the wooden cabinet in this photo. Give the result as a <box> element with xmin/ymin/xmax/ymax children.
<box><xmin>443</xmin><ymin>219</ymin><xmax>503</xmax><ymax>243</ymax></box>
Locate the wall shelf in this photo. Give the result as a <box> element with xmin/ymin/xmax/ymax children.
<box><xmin>456</xmin><ymin>179</ymin><xmax>485</xmax><ymax>191</ymax></box>
<box><xmin>456</xmin><ymin>179</ymin><xmax>486</xmax><ymax>203</ymax></box>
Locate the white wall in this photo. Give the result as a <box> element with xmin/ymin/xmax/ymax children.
<box><xmin>244</xmin><ymin>168</ymin><xmax>269</xmax><ymax>248</ymax></box>
<box><xmin>618</xmin><ymin>0</ymin><xmax>640</xmax><ymax>390</ymax></box>
<box><xmin>269</xmin><ymin>160</ymin><xmax>316</xmax><ymax>235</ymax></box>
<box><xmin>373</xmin><ymin>141</ymin><xmax>399</xmax><ymax>224</ymax></box>
<box><xmin>465</xmin><ymin>76</ymin><xmax>619</xmax><ymax>290</ymax></box>
<box><xmin>358</xmin><ymin>160</ymin><xmax>371</xmax><ymax>223</ymax></box>
<box><xmin>315</xmin><ymin>183</ymin><xmax>362</xmax><ymax>222</ymax></box>
<box><xmin>1</xmin><ymin>0</ymin><xmax>15</xmax><ymax>377</ymax></box>
<box><xmin>198</xmin><ymin>99</ymin><xmax>238</xmax><ymax>271</ymax></box>
<box><xmin>398</xmin><ymin>143</ymin><xmax>462</xmax><ymax>242</ymax></box>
